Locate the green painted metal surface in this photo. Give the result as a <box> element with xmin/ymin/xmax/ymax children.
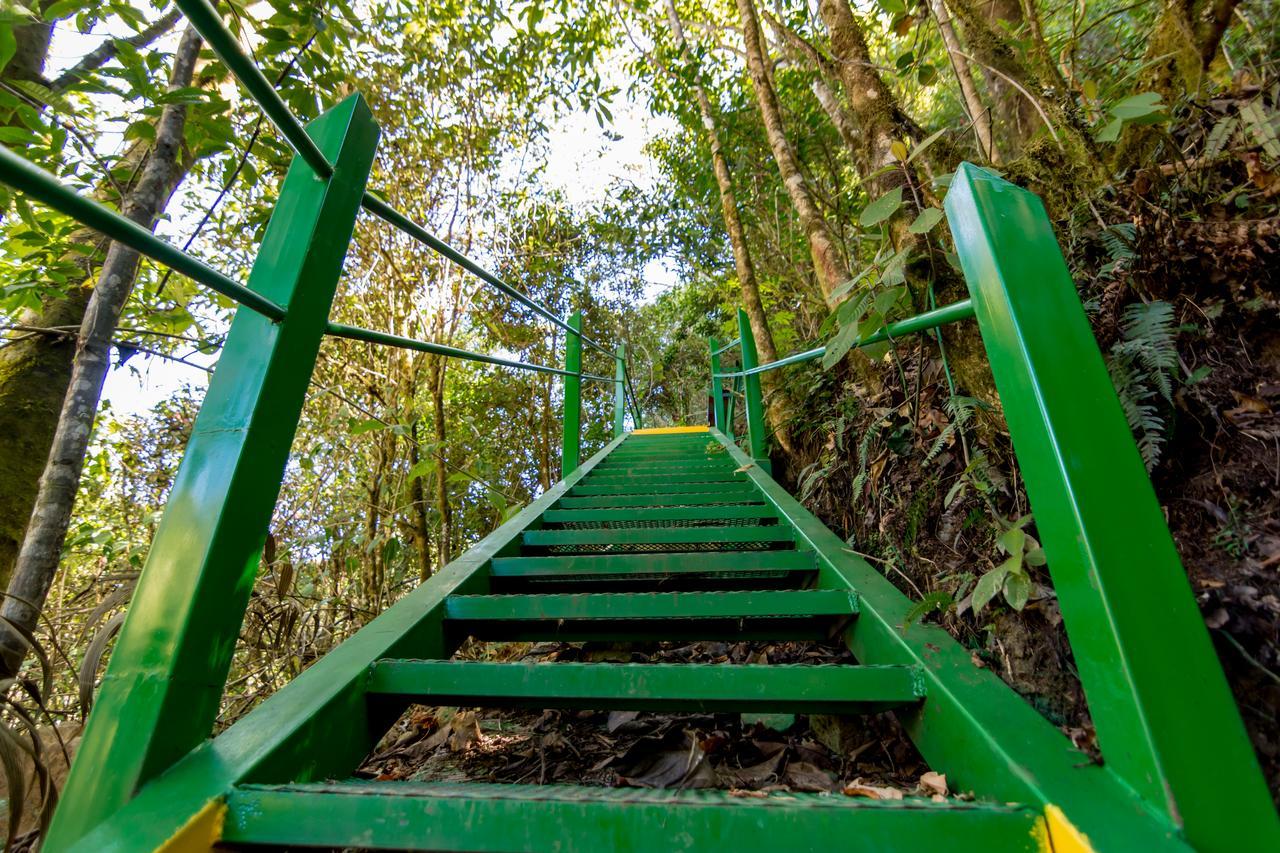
<box><xmin>489</xmin><ymin>550</ymin><xmax>816</xmax><ymax>578</ymax></box>
<box><xmin>556</xmin><ymin>493</ymin><xmax>765</xmax><ymax>508</ymax></box>
<box><xmin>366</xmin><ymin>660</ymin><xmax>925</xmax><ymax>713</ymax></box>
<box><xmin>946</xmin><ymin>162</ymin><xmax>1277</xmax><ymax>849</ymax></box>
<box><xmin>542</xmin><ymin>505</ymin><xmax>776</xmax><ymax>524</ymax></box>
<box><xmin>45</xmin><ymin>94</ymin><xmax>381</xmax><ymax>851</ymax></box>
<box><xmin>708</xmin><ymin>337</ymin><xmax>727</xmax><ymax>430</ymax></box>
<box><xmin>571</xmin><ymin>482</ymin><xmax>758</xmax><ymax>497</ymax></box>
<box><xmin>737</xmin><ymin>309</ymin><xmax>768</xmax><ymax>464</ymax></box>
<box><xmin>444</xmin><ymin>590</ymin><xmax>857</xmax><ymax>621</ymax></box>
<box><xmin>223</xmin><ymin>782</ymin><xmax>1045</xmax><ymax>853</ymax></box>
<box><xmin>562</xmin><ymin>311</ymin><xmax>584</xmax><ymax>477</ymax></box>
<box><xmin>614</xmin><ymin>344</ymin><xmax>628</xmax><ymax>438</ymax></box>
<box><xmin>522</xmin><ymin>525</ymin><xmax>793</xmax><ymax>547</ymax></box>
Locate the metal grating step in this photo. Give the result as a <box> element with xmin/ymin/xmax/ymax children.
<box><xmin>364</xmin><ymin>660</ymin><xmax>925</xmax><ymax>713</ymax></box>
<box><xmin>443</xmin><ymin>590</ymin><xmax>857</xmax><ymax>642</ymax></box>
<box><xmin>490</xmin><ymin>550</ymin><xmax>815</xmax><ymax>580</ymax></box>
<box><xmin>224</xmin><ymin>781</ymin><xmax>1041</xmax><ymax>853</ymax></box>
<box><xmin>556</xmin><ymin>493</ymin><xmax>765</xmax><ymax>509</ymax></box>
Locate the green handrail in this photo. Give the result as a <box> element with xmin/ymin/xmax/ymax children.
<box><xmin>328</xmin><ymin>322</ymin><xmax>612</xmax><ymax>382</ymax></box>
<box><xmin>713</xmin><ymin>298</ymin><xmax>975</xmax><ymax>380</ymax></box>
<box><xmin>172</xmin><ymin>0</ymin><xmax>610</xmax><ymax>356</ymax></box>
<box><xmin>0</xmin><ymin>145</ymin><xmax>285</xmax><ymax>319</ymax></box>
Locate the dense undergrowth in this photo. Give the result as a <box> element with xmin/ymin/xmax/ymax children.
<box><xmin>770</xmin><ymin>83</ymin><xmax>1280</xmax><ymax>797</ymax></box>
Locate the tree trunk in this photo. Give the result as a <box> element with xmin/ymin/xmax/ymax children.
<box><xmin>666</xmin><ymin>0</ymin><xmax>794</xmax><ymax>455</ymax></box>
<box><xmin>734</xmin><ymin>0</ymin><xmax>850</xmax><ymax>307</ymax></box>
<box><xmin>818</xmin><ymin>0</ymin><xmax>931</xmax><ymax>261</ymax></box>
<box><xmin>928</xmin><ymin>0</ymin><xmax>999</xmax><ymax>163</ymax></box>
<box><xmin>0</xmin><ymin>7</ymin><xmax>185</xmax><ymax>588</ymax></box>
<box><xmin>944</xmin><ymin>0</ymin><xmax>1099</xmax><ymax>176</ymax></box>
<box><xmin>0</xmin><ymin>27</ymin><xmax>204</xmax><ymax>676</ymax></box>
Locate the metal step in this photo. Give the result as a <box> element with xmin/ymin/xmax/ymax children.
<box><xmin>522</xmin><ymin>526</ymin><xmax>792</xmax><ymax>548</ymax></box>
<box><xmin>364</xmin><ymin>660</ymin><xmax>924</xmax><ymax>713</ymax></box>
<box><xmin>583</xmin><ymin>470</ymin><xmax>746</xmax><ymax>484</ymax></box>
<box><xmin>444</xmin><ymin>590</ymin><xmax>856</xmax><ymax>641</ymax></box>
<box><xmin>224</xmin><ymin>781</ymin><xmax>1042</xmax><ymax>852</ymax></box>
<box><xmin>571</xmin><ymin>482</ymin><xmax>759</xmax><ymax>497</ymax></box>
<box><xmin>490</xmin><ymin>550</ymin><xmax>815</xmax><ymax>580</ymax></box>
<box><xmin>556</xmin><ymin>493</ymin><xmax>765</xmax><ymax>509</ymax></box>
<box><xmin>542</xmin><ymin>505</ymin><xmax>777</xmax><ymax>525</ymax></box>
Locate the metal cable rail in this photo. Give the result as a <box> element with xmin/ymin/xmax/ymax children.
<box><xmin>713</xmin><ymin>298</ymin><xmax>975</xmax><ymax>380</ymax></box>
<box><xmin>176</xmin><ymin>0</ymin><xmax>610</xmax><ymax>356</ymax></box>
<box><xmin>0</xmin><ymin>0</ymin><xmax>627</xmax><ymax>385</ymax></box>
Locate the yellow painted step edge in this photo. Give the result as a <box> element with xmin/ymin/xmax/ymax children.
<box><xmin>155</xmin><ymin>798</ymin><xmax>225</xmax><ymax>853</ymax></box>
<box><xmin>630</xmin><ymin>426</ymin><xmax>709</xmax><ymax>435</ymax></box>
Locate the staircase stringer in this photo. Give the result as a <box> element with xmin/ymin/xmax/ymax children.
<box><xmin>64</xmin><ymin>435</ymin><xmax>627</xmax><ymax>853</ymax></box>
<box><xmin>708</xmin><ymin>430</ymin><xmax>1188</xmax><ymax>853</ymax></box>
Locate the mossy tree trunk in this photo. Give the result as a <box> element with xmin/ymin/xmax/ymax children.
<box><xmin>735</xmin><ymin>0</ymin><xmax>851</xmax><ymax>308</ymax></box>
<box><xmin>667</xmin><ymin>0</ymin><xmax>794</xmax><ymax>456</ymax></box>
<box><xmin>0</xmin><ymin>27</ymin><xmax>204</xmax><ymax>676</ymax></box>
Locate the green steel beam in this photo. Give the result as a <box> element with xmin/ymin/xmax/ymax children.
<box><xmin>444</xmin><ymin>590</ymin><xmax>857</xmax><ymax>621</ymax></box>
<box><xmin>0</xmin><ymin>145</ymin><xmax>285</xmax><ymax>319</ymax></box>
<box><xmin>174</xmin><ymin>1</ymin><xmax>608</xmax><ymax>354</ymax></box>
<box><xmin>945</xmin><ymin>162</ymin><xmax>1278</xmax><ymax>848</ymax></box>
<box><xmin>361</xmin><ymin>194</ymin><xmax>610</xmax><ymax>355</ymax></box>
<box><xmin>58</xmin><ymin>437</ymin><xmax>627</xmax><ymax>853</ymax></box>
<box><xmin>46</xmin><ymin>94</ymin><xmax>381</xmax><ymax>851</ymax></box>
<box><xmin>737</xmin><ymin>309</ymin><xmax>768</xmax><ymax>464</ymax></box>
<box><xmin>365</xmin><ymin>660</ymin><xmax>925</xmax><ymax>713</ymax></box>
<box><xmin>489</xmin><ymin>550</ymin><xmax>815</xmax><ymax>579</ymax></box>
<box><xmin>522</xmin><ymin>525</ymin><xmax>791</xmax><ymax>547</ymax></box>
<box><xmin>541</xmin><ymin>505</ymin><xmax>776</xmax><ymax>524</ymax></box>
<box><xmin>712</xmin><ymin>337</ymin><xmax>741</xmax><ymax>356</ymax></box>
<box><xmin>562</xmin><ymin>311</ymin><xmax>583</xmax><ymax>477</ymax></box>
<box><xmin>709</xmin><ymin>337</ymin><xmax>727</xmax><ymax>430</ymax></box>
<box><xmin>714</xmin><ymin>299</ymin><xmax>976</xmax><ymax>380</ymax></box>
<box><xmin>326</xmin><ymin>321</ymin><xmax>611</xmax><ymax>382</ymax></box>
<box><xmin>555</xmin><ymin>493</ymin><xmax>764</xmax><ymax>509</ymax></box>
<box><xmin>707</xmin><ymin>429</ymin><xmax>1194</xmax><ymax>852</ymax></box>
<box><xmin>224</xmin><ymin>782</ymin><xmax>1045</xmax><ymax>853</ymax></box>
<box><xmin>614</xmin><ymin>344</ymin><xmax>627</xmax><ymax>438</ymax></box>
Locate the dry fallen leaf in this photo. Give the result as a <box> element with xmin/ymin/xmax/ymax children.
<box><xmin>842</xmin><ymin>778</ymin><xmax>905</xmax><ymax>800</ymax></box>
<box><xmin>919</xmin><ymin>771</ymin><xmax>948</xmax><ymax>797</ymax></box>
<box><xmin>735</xmin><ymin>463</ymin><xmax>753</xmax><ymax>473</ymax></box>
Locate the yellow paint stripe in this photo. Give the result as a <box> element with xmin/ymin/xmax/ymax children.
<box><xmin>1044</xmin><ymin>805</ymin><xmax>1095</xmax><ymax>853</ymax></box>
<box><xmin>630</xmin><ymin>426</ymin><xmax>709</xmax><ymax>435</ymax></box>
<box><xmin>155</xmin><ymin>798</ymin><xmax>226</xmax><ymax>853</ymax></box>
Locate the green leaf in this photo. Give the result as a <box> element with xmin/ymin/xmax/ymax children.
<box><xmin>0</xmin><ymin>23</ymin><xmax>16</xmax><ymax>74</ymax></box>
<box><xmin>1096</xmin><ymin>118</ymin><xmax>1123</xmax><ymax>143</ymax></box>
<box><xmin>821</xmin><ymin>320</ymin><xmax>861</xmax><ymax>369</ymax></box>
<box><xmin>877</xmin><ymin>0</ymin><xmax>907</xmax><ymax>15</ymax></box>
<box><xmin>908</xmin><ymin>208</ymin><xmax>944</xmax><ymax>234</ymax></box>
<box><xmin>1003</xmin><ymin>567</ymin><xmax>1031</xmax><ymax>610</ymax></box>
<box><xmin>1240</xmin><ymin>101</ymin><xmax>1280</xmax><ymax>159</ymax></box>
<box><xmin>348</xmin><ymin>418</ymin><xmax>385</xmax><ymax>435</ymax></box>
<box><xmin>907</xmin><ymin>128</ymin><xmax>947</xmax><ymax>164</ymax></box>
<box><xmin>971</xmin><ymin>565</ymin><xmax>1008</xmax><ymax>614</ymax></box>
<box><xmin>996</xmin><ymin>525</ymin><xmax>1025</xmax><ymax>556</ymax></box>
<box><xmin>860</xmin><ymin>186</ymin><xmax>903</xmax><ymax>228</ymax></box>
<box><xmin>1110</xmin><ymin>92</ymin><xmax>1164</xmax><ymax>120</ymax></box>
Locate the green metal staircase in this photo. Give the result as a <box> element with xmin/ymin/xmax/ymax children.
<box><xmin>3</xmin><ymin>2</ymin><xmax>1277</xmax><ymax>850</ymax></box>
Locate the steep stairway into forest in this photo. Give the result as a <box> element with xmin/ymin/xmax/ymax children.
<box><xmin>8</xmin><ymin>3</ymin><xmax>1275</xmax><ymax>849</ymax></box>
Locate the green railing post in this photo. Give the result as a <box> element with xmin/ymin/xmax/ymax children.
<box><xmin>613</xmin><ymin>344</ymin><xmax>627</xmax><ymax>438</ymax></box>
<box><xmin>708</xmin><ymin>337</ymin><xmax>726</xmax><ymax>430</ymax></box>
<box><xmin>737</xmin><ymin>309</ymin><xmax>768</xmax><ymax>468</ymax></box>
<box><xmin>46</xmin><ymin>94</ymin><xmax>380</xmax><ymax>850</ymax></box>
<box><xmin>561</xmin><ymin>312</ymin><xmax>583</xmax><ymax>477</ymax></box>
<box><xmin>724</xmin><ymin>375</ymin><xmax>738</xmax><ymax>442</ymax></box>
<box><xmin>945</xmin><ymin>162</ymin><xmax>1278</xmax><ymax>851</ymax></box>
